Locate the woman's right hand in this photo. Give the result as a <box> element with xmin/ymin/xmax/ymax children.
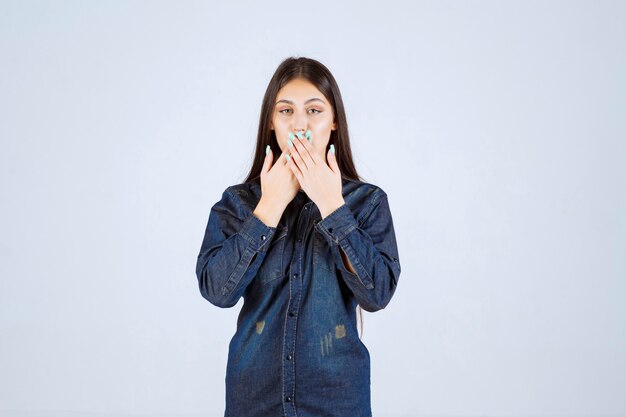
<box><xmin>253</xmin><ymin>145</ymin><xmax>300</xmax><ymax>227</ymax></box>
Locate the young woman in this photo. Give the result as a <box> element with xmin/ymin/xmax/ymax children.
<box><xmin>195</xmin><ymin>56</ymin><xmax>401</xmax><ymax>417</ymax></box>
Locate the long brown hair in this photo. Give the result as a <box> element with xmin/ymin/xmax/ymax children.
<box><xmin>243</xmin><ymin>56</ymin><xmax>367</xmax><ymax>339</ymax></box>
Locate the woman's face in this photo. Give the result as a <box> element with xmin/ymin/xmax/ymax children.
<box><xmin>271</xmin><ymin>78</ymin><xmax>337</xmax><ymax>162</ymax></box>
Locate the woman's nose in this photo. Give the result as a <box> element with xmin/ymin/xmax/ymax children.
<box><xmin>292</xmin><ymin>128</ymin><xmax>306</xmax><ymax>137</ymax></box>
<box><xmin>293</xmin><ymin>112</ymin><xmax>308</xmax><ymax>132</ymax></box>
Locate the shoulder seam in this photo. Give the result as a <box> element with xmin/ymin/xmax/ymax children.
<box><xmin>223</xmin><ymin>186</ymin><xmax>248</xmax><ymax>222</ymax></box>
<box><xmin>358</xmin><ymin>188</ymin><xmax>387</xmax><ymax>226</ymax></box>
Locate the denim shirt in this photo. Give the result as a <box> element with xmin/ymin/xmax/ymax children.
<box><xmin>195</xmin><ymin>177</ymin><xmax>401</xmax><ymax>417</ymax></box>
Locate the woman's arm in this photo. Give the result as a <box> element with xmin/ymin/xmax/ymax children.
<box><xmin>195</xmin><ymin>188</ymin><xmax>279</xmax><ymax>308</ymax></box>
<box><xmin>315</xmin><ymin>190</ymin><xmax>401</xmax><ymax>312</ymax></box>
<box><xmin>339</xmin><ymin>246</ymin><xmax>358</xmax><ymax>274</ymax></box>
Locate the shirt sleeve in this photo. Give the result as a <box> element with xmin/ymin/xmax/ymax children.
<box><xmin>195</xmin><ymin>187</ymin><xmax>278</xmax><ymax>308</ymax></box>
<box><xmin>314</xmin><ymin>190</ymin><xmax>401</xmax><ymax>312</ymax></box>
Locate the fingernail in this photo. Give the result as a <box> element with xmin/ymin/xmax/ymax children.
<box><xmin>288</xmin><ymin>138</ymin><xmax>294</xmax><ymax>148</ymax></box>
<box><xmin>288</xmin><ymin>132</ymin><xmax>295</xmax><ymax>140</ymax></box>
<box><xmin>330</xmin><ymin>144</ymin><xmax>335</xmax><ymax>154</ymax></box>
<box><xmin>306</xmin><ymin>130</ymin><xmax>313</xmax><ymax>142</ymax></box>
<box><xmin>296</xmin><ymin>132</ymin><xmax>303</xmax><ymax>139</ymax></box>
<box><xmin>286</xmin><ymin>153</ymin><xmax>291</xmax><ymax>161</ymax></box>
<box><xmin>265</xmin><ymin>145</ymin><xmax>270</xmax><ymax>155</ymax></box>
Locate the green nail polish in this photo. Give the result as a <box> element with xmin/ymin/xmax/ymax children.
<box><xmin>286</xmin><ymin>154</ymin><xmax>291</xmax><ymax>161</ymax></box>
<box><xmin>265</xmin><ymin>145</ymin><xmax>270</xmax><ymax>155</ymax></box>
<box><xmin>288</xmin><ymin>138</ymin><xmax>294</xmax><ymax>148</ymax></box>
<box><xmin>305</xmin><ymin>130</ymin><xmax>311</xmax><ymax>138</ymax></box>
<box><xmin>296</xmin><ymin>132</ymin><xmax>303</xmax><ymax>139</ymax></box>
<box><xmin>288</xmin><ymin>132</ymin><xmax>295</xmax><ymax>140</ymax></box>
<box><xmin>330</xmin><ymin>144</ymin><xmax>335</xmax><ymax>154</ymax></box>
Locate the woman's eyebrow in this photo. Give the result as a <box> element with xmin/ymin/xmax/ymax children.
<box><xmin>275</xmin><ymin>98</ymin><xmax>326</xmax><ymax>105</ymax></box>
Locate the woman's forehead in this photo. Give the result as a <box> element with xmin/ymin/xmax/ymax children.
<box><xmin>276</xmin><ymin>79</ymin><xmax>327</xmax><ymax>103</ymax></box>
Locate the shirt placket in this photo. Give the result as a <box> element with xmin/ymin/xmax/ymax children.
<box><xmin>282</xmin><ymin>201</ymin><xmax>311</xmax><ymax>416</ymax></box>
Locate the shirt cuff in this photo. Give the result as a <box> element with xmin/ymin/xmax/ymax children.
<box><xmin>314</xmin><ymin>203</ymin><xmax>358</xmax><ymax>244</ymax></box>
<box><xmin>239</xmin><ymin>211</ymin><xmax>277</xmax><ymax>252</ymax></box>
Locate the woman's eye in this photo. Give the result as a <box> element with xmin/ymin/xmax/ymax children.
<box><xmin>278</xmin><ymin>108</ymin><xmax>321</xmax><ymax>114</ymax></box>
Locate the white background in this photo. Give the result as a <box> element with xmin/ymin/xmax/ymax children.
<box><xmin>1</xmin><ymin>1</ymin><xmax>624</xmax><ymax>416</ymax></box>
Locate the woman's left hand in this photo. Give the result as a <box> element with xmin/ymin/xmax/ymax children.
<box><xmin>286</xmin><ymin>131</ymin><xmax>345</xmax><ymax>219</ymax></box>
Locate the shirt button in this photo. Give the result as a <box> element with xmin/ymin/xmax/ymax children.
<box><xmin>261</xmin><ymin>235</ymin><xmax>266</xmax><ymax>240</ymax></box>
<box><xmin>286</xmin><ymin>354</ymin><xmax>292</xmax><ymax>360</ymax></box>
<box><xmin>285</xmin><ymin>396</ymin><xmax>292</xmax><ymax>402</ymax></box>
<box><xmin>297</xmin><ymin>238</ymin><xmax>302</xmax><ymax>242</ymax></box>
<box><xmin>328</xmin><ymin>227</ymin><xmax>333</xmax><ymax>233</ymax></box>
<box><xmin>293</xmin><ymin>274</ymin><xmax>298</xmax><ymax>279</ymax></box>
<box><xmin>288</xmin><ymin>311</ymin><xmax>294</xmax><ymax>317</ymax></box>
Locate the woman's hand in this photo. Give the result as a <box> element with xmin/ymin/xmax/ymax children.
<box><xmin>285</xmin><ymin>131</ymin><xmax>345</xmax><ymax>219</ymax></box>
<box><xmin>253</xmin><ymin>145</ymin><xmax>300</xmax><ymax>227</ymax></box>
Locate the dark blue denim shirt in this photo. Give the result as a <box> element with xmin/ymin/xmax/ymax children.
<box><xmin>195</xmin><ymin>177</ymin><xmax>401</xmax><ymax>417</ymax></box>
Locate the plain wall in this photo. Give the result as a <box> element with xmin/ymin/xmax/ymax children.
<box><xmin>1</xmin><ymin>1</ymin><xmax>624</xmax><ymax>416</ymax></box>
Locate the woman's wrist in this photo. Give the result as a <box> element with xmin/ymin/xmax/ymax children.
<box><xmin>318</xmin><ymin>197</ymin><xmax>346</xmax><ymax>220</ymax></box>
<box><xmin>253</xmin><ymin>196</ymin><xmax>285</xmax><ymax>228</ymax></box>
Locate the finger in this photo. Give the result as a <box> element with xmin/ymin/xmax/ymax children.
<box><xmin>302</xmin><ymin>130</ymin><xmax>324</xmax><ymax>164</ymax></box>
<box><xmin>327</xmin><ymin>143</ymin><xmax>339</xmax><ymax>174</ymax></box>
<box><xmin>293</xmin><ymin>134</ymin><xmax>317</xmax><ymax>168</ymax></box>
<box><xmin>288</xmin><ymin>139</ymin><xmax>309</xmax><ymax>172</ymax></box>
<box><xmin>286</xmin><ymin>151</ymin><xmax>303</xmax><ymax>180</ymax></box>
<box><xmin>277</xmin><ymin>145</ymin><xmax>290</xmax><ymax>165</ymax></box>
<box><xmin>262</xmin><ymin>144</ymin><xmax>272</xmax><ymax>173</ymax></box>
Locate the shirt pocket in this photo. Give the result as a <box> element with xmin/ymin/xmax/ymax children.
<box><xmin>257</xmin><ymin>225</ymin><xmax>288</xmax><ymax>285</ymax></box>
